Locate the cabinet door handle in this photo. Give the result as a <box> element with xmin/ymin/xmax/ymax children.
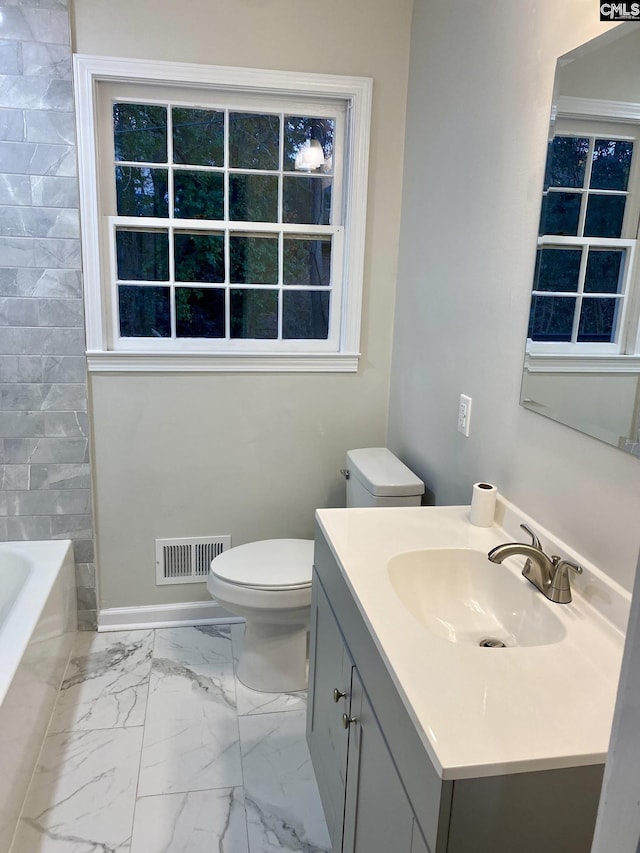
<box><xmin>342</xmin><ymin>713</ymin><xmax>357</xmax><ymax>729</ymax></box>
<box><xmin>333</xmin><ymin>688</ymin><xmax>347</xmax><ymax>703</ymax></box>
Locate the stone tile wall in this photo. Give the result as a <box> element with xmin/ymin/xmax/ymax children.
<box><xmin>0</xmin><ymin>0</ymin><xmax>96</xmax><ymax>629</ymax></box>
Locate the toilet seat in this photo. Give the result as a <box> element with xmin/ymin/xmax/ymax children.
<box><xmin>207</xmin><ymin>538</ymin><xmax>313</xmax><ymax>690</ymax></box>
<box><xmin>209</xmin><ymin>538</ymin><xmax>313</xmax><ymax>591</ymax></box>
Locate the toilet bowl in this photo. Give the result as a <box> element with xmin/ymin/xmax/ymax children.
<box><xmin>207</xmin><ymin>448</ymin><xmax>424</xmax><ymax>694</ymax></box>
<box><xmin>207</xmin><ymin>538</ymin><xmax>313</xmax><ymax>693</ymax></box>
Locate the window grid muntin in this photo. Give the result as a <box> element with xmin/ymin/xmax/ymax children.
<box><xmin>532</xmin><ymin>128</ymin><xmax>637</xmax><ymax>353</ymax></box>
<box><xmin>543</xmin><ymin>133</ymin><xmax>634</xmax><ymax>239</ymax></box>
<box><xmin>111</xmin><ymin>98</ymin><xmax>341</xmax><ymax>348</ymax></box>
<box><xmin>168</xmin><ymin>219</ymin><xmax>176</xmax><ymax>338</ymax></box>
<box><xmin>277</xmin><ymin>231</ymin><xmax>283</xmax><ymax>339</ymax></box>
<box><xmin>529</xmin><ymin>236</ymin><xmax>636</xmax><ymax>352</ymax></box>
<box><xmin>112</xmin><ymin>102</ymin><xmax>337</xmax><ymax>217</ymax></box>
<box><xmin>110</xmin><ymin>217</ymin><xmax>341</xmax><ymax>348</ymax></box>
<box><xmin>76</xmin><ymin>57</ymin><xmax>371</xmax><ymax>370</ymax></box>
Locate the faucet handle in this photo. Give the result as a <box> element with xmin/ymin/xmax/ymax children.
<box><xmin>519</xmin><ymin>524</ymin><xmax>541</xmax><ymax>550</ymax></box>
<box><xmin>546</xmin><ymin>557</ymin><xmax>583</xmax><ymax>604</ymax></box>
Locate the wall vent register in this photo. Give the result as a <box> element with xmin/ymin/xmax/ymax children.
<box><xmin>155</xmin><ymin>535</ymin><xmax>231</xmax><ymax>585</ymax></box>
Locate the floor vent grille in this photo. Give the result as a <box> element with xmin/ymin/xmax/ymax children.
<box><xmin>155</xmin><ymin>536</ymin><xmax>231</xmax><ymax>585</ymax></box>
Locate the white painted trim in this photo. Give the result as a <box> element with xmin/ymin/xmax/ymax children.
<box><xmin>98</xmin><ymin>600</ymin><xmax>245</xmax><ymax>631</ymax></box>
<box><xmin>73</xmin><ymin>54</ymin><xmax>372</xmax><ymax>372</ymax></box>
<box><xmin>74</xmin><ymin>54</ymin><xmax>373</xmax><ymax>100</ymax></box>
<box><xmin>341</xmin><ymin>83</ymin><xmax>372</xmax><ymax>359</ymax></box>
<box><xmin>87</xmin><ymin>351</ymin><xmax>360</xmax><ymax>373</ymax></box>
<box><xmin>524</xmin><ymin>353</ymin><xmax>640</xmax><ymax>373</ymax></box>
<box><xmin>537</xmin><ymin>236</ymin><xmax>636</xmax><ymax>248</ymax></box>
<box><xmin>74</xmin><ymin>56</ymin><xmax>105</xmax><ymax>353</ymax></box>
<box><xmin>557</xmin><ymin>95</ymin><xmax>640</xmax><ymax>123</ymax></box>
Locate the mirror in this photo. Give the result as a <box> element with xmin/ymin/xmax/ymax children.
<box><xmin>521</xmin><ymin>24</ymin><xmax>640</xmax><ymax>457</ymax></box>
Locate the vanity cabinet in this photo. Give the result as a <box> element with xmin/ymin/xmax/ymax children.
<box><xmin>308</xmin><ymin>522</ymin><xmax>605</xmax><ymax>853</ymax></box>
<box><xmin>307</xmin><ymin>577</ymin><xmax>426</xmax><ymax>853</ymax></box>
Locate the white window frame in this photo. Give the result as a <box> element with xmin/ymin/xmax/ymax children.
<box><xmin>74</xmin><ymin>55</ymin><xmax>372</xmax><ymax>373</ymax></box>
<box><xmin>526</xmin><ymin>97</ymin><xmax>640</xmax><ymax>370</ymax></box>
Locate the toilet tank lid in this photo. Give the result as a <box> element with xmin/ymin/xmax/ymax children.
<box><xmin>346</xmin><ymin>448</ymin><xmax>425</xmax><ymax>497</ymax></box>
<box><xmin>210</xmin><ymin>538</ymin><xmax>313</xmax><ymax>588</ymax></box>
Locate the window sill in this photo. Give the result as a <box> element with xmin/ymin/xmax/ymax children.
<box><xmin>524</xmin><ymin>353</ymin><xmax>640</xmax><ymax>374</ymax></box>
<box><xmin>86</xmin><ymin>351</ymin><xmax>360</xmax><ymax>373</ymax></box>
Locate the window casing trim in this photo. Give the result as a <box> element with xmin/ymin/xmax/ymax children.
<box><xmin>74</xmin><ymin>54</ymin><xmax>372</xmax><ymax>372</ymax></box>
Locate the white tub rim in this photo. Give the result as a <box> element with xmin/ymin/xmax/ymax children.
<box><xmin>0</xmin><ymin>540</ymin><xmax>74</xmax><ymax>706</ymax></box>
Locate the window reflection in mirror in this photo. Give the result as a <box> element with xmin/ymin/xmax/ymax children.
<box><xmin>521</xmin><ymin>25</ymin><xmax>640</xmax><ymax>457</ymax></box>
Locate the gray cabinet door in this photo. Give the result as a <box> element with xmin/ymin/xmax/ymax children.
<box><xmin>307</xmin><ymin>577</ymin><xmax>353</xmax><ymax>851</ymax></box>
<box><xmin>343</xmin><ymin>668</ymin><xmax>416</xmax><ymax>853</ymax></box>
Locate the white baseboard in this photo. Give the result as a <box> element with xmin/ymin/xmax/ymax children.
<box><xmin>97</xmin><ymin>600</ymin><xmax>245</xmax><ymax>632</ymax></box>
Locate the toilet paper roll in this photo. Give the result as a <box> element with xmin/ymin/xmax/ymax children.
<box><xmin>469</xmin><ymin>482</ymin><xmax>497</xmax><ymax>527</ymax></box>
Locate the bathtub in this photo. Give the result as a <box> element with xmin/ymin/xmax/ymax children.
<box><xmin>0</xmin><ymin>541</ymin><xmax>77</xmax><ymax>853</ymax></box>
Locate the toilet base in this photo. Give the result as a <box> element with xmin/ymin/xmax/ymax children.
<box><xmin>237</xmin><ymin>620</ymin><xmax>308</xmax><ymax>693</ymax></box>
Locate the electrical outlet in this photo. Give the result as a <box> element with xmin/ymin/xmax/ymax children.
<box><xmin>457</xmin><ymin>394</ymin><xmax>472</xmax><ymax>437</ymax></box>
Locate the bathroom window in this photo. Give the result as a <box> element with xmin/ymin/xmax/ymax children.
<box><xmin>74</xmin><ymin>57</ymin><xmax>372</xmax><ymax>372</ymax></box>
<box><xmin>528</xmin><ymin>117</ymin><xmax>640</xmax><ymax>356</ymax></box>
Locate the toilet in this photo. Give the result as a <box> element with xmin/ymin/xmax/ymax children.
<box><xmin>207</xmin><ymin>448</ymin><xmax>424</xmax><ymax>693</ymax></box>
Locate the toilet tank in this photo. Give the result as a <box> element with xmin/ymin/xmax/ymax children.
<box><xmin>345</xmin><ymin>448</ymin><xmax>425</xmax><ymax>508</ymax></box>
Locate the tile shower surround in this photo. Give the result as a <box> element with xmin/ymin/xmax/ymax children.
<box><xmin>0</xmin><ymin>0</ymin><xmax>96</xmax><ymax>628</ymax></box>
<box><xmin>11</xmin><ymin>624</ymin><xmax>331</xmax><ymax>852</ymax></box>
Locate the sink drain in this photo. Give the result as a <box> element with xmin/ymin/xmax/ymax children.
<box><xmin>479</xmin><ymin>637</ymin><xmax>507</xmax><ymax>648</ymax></box>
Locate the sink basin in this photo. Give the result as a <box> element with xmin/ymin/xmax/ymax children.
<box><xmin>387</xmin><ymin>548</ymin><xmax>566</xmax><ymax>647</ymax></box>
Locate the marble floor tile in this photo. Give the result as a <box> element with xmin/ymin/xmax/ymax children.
<box><xmin>11</xmin><ymin>624</ymin><xmax>332</xmax><ymax>853</ymax></box>
<box><xmin>48</xmin><ymin>629</ymin><xmax>154</xmax><ymax>733</ymax></box>
<box><xmin>130</xmin><ymin>787</ymin><xmax>249</xmax><ymax>853</ymax></box>
<box><xmin>157</xmin><ymin>624</ymin><xmax>233</xmax><ymax>669</ymax></box>
<box><xmin>137</xmin><ymin>626</ymin><xmax>243</xmax><ymax>797</ymax></box>
<box><xmin>239</xmin><ymin>710</ymin><xmax>330</xmax><ymax>853</ymax></box>
<box><xmin>231</xmin><ymin>623</ymin><xmax>308</xmax><ymax>717</ymax></box>
<box><xmin>11</xmin><ymin>727</ymin><xmax>143</xmax><ymax>853</ymax></box>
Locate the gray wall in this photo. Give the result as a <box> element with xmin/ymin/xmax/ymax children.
<box><xmin>0</xmin><ymin>0</ymin><xmax>95</xmax><ymax>628</ymax></box>
<box><xmin>560</xmin><ymin>25</ymin><xmax>640</xmax><ymax>103</ymax></box>
<box><xmin>388</xmin><ymin>0</ymin><xmax>640</xmax><ymax>592</ymax></box>
<box><xmin>72</xmin><ymin>0</ymin><xmax>413</xmax><ymax>611</ymax></box>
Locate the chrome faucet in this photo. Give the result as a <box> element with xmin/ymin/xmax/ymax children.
<box><xmin>487</xmin><ymin>524</ymin><xmax>583</xmax><ymax>604</ymax></box>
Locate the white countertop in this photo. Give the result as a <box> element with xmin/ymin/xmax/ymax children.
<box><xmin>315</xmin><ymin>499</ymin><xmax>630</xmax><ymax>781</ymax></box>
